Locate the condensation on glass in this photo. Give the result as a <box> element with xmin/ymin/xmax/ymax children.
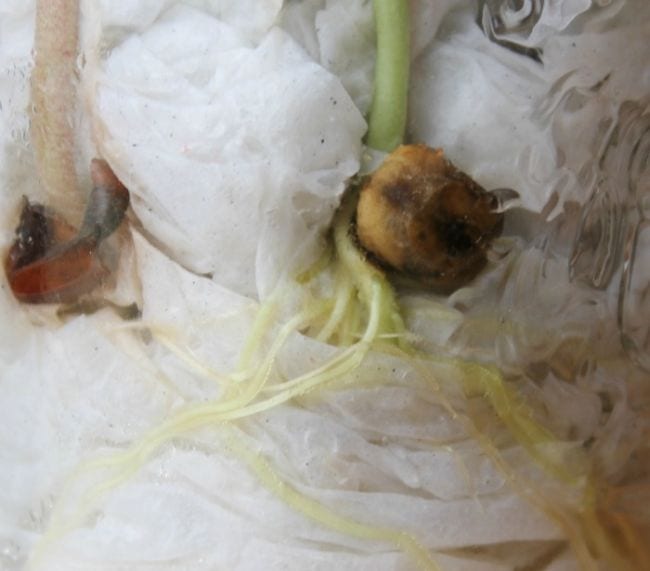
<box><xmin>479</xmin><ymin>0</ymin><xmax>650</xmax><ymax>372</ymax></box>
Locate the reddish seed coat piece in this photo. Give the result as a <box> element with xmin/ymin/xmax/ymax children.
<box><xmin>4</xmin><ymin>159</ymin><xmax>130</xmax><ymax>304</ymax></box>
<box><xmin>6</xmin><ymin>239</ymin><xmax>103</xmax><ymax>304</ymax></box>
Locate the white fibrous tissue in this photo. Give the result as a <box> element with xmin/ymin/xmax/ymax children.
<box><xmin>0</xmin><ymin>1</ymin><xmax>649</xmax><ymax>570</ymax></box>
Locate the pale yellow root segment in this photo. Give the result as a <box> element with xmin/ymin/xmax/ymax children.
<box><xmin>455</xmin><ymin>360</ymin><xmax>582</xmax><ymax>484</ymax></box>
<box><xmin>31</xmin><ymin>0</ymin><xmax>82</xmax><ymax>220</ymax></box>
<box><xmin>154</xmin><ymin>330</ymin><xmax>234</xmax><ymax>386</ymax></box>
<box><xmin>224</xmin><ymin>426</ymin><xmax>442</xmax><ymax>571</ymax></box>
<box><xmin>397</xmin><ymin>345</ymin><xmax>647</xmax><ymax>571</ymax></box>
<box><xmin>78</xmin><ymin>281</ymin><xmax>382</xmax><ymax>477</ymax></box>
<box><xmin>33</xmin><ymin>268</ymin><xmax>443</xmax><ymax>571</ymax></box>
<box><xmin>30</xmin><ymin>192</ymin><xmax>631</xmax><ymax>571</ymax></box>
<box><xmin>316</xmin><ymin>267</ymin><xmax>354</xmax><ymax>343</ymax></box>
<box><xmin>236</xmin><ymin>290</ymin><xmax>281</xmax><ymax>372</ymax></box>
<box><xmin>34</xmin><ymin>188</ymin><xmax>628</xmax><ymax>570</ymax></box>
<box><xmin>332</xmin><ymin>191</ymin><xmax>408</xmax><ymax>349</ymax></box>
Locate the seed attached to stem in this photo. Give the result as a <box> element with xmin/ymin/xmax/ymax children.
<box><xmin>4</xmin><ymin>160</ymin><xmax>130</xmax><ymax>304</ymax></box>
<box><xmin>355</xmin><ymin>144</ymin><xmax>504</xmax><ymax>292</ymax></box>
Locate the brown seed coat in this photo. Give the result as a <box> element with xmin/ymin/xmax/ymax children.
<box><xmin>356</xmin><ymin>144</ymin><xmax>503</xmax><ymax>292</ymax></box>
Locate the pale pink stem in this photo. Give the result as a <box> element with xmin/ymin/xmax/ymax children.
<box><xmin>30</xmin><ymin>0</ymin><xmax>81</xmax><ymax>220</ymax></box>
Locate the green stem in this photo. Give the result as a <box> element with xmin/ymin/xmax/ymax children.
<box><xmin>366</xmin><ymin>0</ymin><xmax>410</xmax><ymax>152</ymax></box>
